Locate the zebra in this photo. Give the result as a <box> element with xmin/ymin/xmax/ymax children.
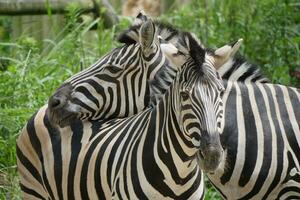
<box><xmin>204</xmin><ymin>57</ymin><xmax>300</xmax><ymax>199</ymax></box>
<box><xmin>120</xmin><ymin>15</ymin><xmax>300</xmax><ymax>199</ymax></box>
<box><xmin>47</xmin><ymin>16</ymin><xmax>182</xmax><ymax>128</ymax></box>
<box><xmin>16</xmin><ymin>30</ymin><xmax>229</xmax><ymax>199</ymax></box>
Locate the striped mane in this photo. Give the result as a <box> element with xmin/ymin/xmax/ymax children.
<box><xmin>118</xmin><ymin>20</ymin><xmax>269</xmax><ymax>83</ymax></box>
<box><xmin>218</xmin><ymin>55</ymin><xmax>269</xmax><ymax>83</ymax></box>
<box><xmin>118</xmin><ymin>20</ymin><xmax>202</xmax><ymax>55</ymax></box>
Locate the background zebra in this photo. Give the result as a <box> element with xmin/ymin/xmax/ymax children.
<box><xmin>207</xmin><ymin>61</ymin><xmax>300</xmax><ymax>200</ymax></box>
<box><xmin>119</xmin><ymin>14</ymin><xmax>300</xmax><ymax>199</ymax></box>
<box><xmin>16</xmin><ymin>33</ymin><xmax>228</xmax><ymax>199</ymax></box>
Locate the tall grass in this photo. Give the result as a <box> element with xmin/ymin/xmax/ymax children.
<box><xmin>0</xmin><ymin>0</ymin><xmax>299</xmax><ymax>198</ymax></box>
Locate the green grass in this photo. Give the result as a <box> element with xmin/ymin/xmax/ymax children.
<box><xmin>0</xmin><ymin>0</ymin><xmax>299</xmax><ymax>198</ymax></box>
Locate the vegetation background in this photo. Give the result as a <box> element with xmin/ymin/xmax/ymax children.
<box><xmin>0</xmin><ymin>0</ymin><xmax>299</xmax><ymax>199</ymax></box>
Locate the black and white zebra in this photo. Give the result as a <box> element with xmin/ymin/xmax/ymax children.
<box><xmin>17</xmin><ymin>32</ymin><xmax>227</xmax><ymax>199</ymax></box>
<box><xmin>119</xmin><ymin>15</ymin><xmax>300</xmax><ymax>199</ymax></box>
<box><xmin>206</xmin><ymin>60</ymin><xmax>300</xmax><ymax>200</ymax></box>
<box><xmin>47</xmin><ymin>16</ymin><xmax>180</xmax><ymax>128</ymax></box>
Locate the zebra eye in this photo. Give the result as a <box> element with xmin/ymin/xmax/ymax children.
<box><xmin>105</xmin><ymin>65</ymin><xmax>123</xmax><ymax>73</ymax></box>
<box><xmin>219</xmin><ymin>85</ymin><xmax>225</xmax><ymax>95</ymax></box>
<box><xmin>220</xmin><ymin>90</ymin><xmax>224</xmax><ymax>97</ymax></box>
<box><xmin>180</xmin><ymin>90</ymin><xmax>190</xmax><ymax>99</ymax></box>
<box><xmin>176</xmin><ymin>50</ymin><xmax>185</xmax><ymax>56</ymax></box>
<box><xmin>216</xmin><ymin>72</ymin><xmax>221</xmax><ymax>80</ymax></box>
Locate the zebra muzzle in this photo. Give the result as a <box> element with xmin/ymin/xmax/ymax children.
<box><xmin>198</xmin><ymin>143</ymin><xmax>224</xmax><ymax>173</ymax></box>
<box><xmin>47</xmin><ymin>83</ymin><xmax>79</xmax><ymax>127</ymax></box>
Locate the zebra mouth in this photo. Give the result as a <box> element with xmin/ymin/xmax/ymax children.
<box><xmin>57</xmin><ymin>113</ymin><xmax>78</xmax><ymax>127</ymax></box>
<box><xmin>197</xmin><ymin>147</ymin><xmax>223</xmax><ymax>174</ymax></box>
<box><xmin>47</xmin><ymin>108</ymin><xmax>78</xmax><ymax>128</ymax></box>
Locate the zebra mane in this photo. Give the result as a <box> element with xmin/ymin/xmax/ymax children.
<box><xmin>117</xmin><ymin>20</ymin><xmax>203</xmax><ymax>55</ymax></box>
<box><xmin>118</xmin><ymin>20</ymin><xmax>269</xmax><ymax>83</ymax></box>
<box><xmin>118</xmin><ymin>20</ymin><xmax>206</xmax><ymax>68</ymax></box>
<box><xmin>218</xmin><ymin>55</ymin><xmax>269</xmax><ymax>83</ymax></box>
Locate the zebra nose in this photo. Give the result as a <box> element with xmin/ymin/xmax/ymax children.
<box><xmin>48</xmin><ymin>83</ymin><xmax>73</xmax><ymax>110</ymax></box>
<box><xmin>49</xmin><ymin>96</ymin><xmax>62</xmax><ymax>109</ymax></box>
<box><xmin>200</xmin><ymin>145</ymin><xmax>223</xmax><ymax>172</ymax></box>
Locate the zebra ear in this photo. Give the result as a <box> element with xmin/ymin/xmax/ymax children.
<box><xmin>133</xmin><ymin>10</ymin><xmax>149</xmax><ymax>26</ymax></box>
<box><xmin>161</xmin><ymin>38</ymin><xmax>187</xmax><ymax>67</ymax></box>
<box><xmin>139</xmin><ymin>19</ymin><xmax>156</xmax><ymax>50</ymax></box>
<box><xmin>213</xmin><ymin>38</ymin><xmax>243</xmax><ymax>69</ymax></box>
<box><xmin>117</xmin><ymin>11</ymin><xmax>151</xmax><ymax>44</ymax></box>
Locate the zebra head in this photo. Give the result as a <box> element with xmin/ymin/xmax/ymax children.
<box><xmin>163</xmin><ymin>36</ymin><xmax>241</xmax><ymax>173</ymax></box>
<box><xmin>47</xmin><ymin>18</ymin><xmax>183</xmax><ymax>127</ymax></box>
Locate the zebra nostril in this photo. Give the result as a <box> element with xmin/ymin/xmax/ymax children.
<box><xmin>49</xmin><ymin>97</ymin><xmax>61</xmax><ymax>109</ymax></box>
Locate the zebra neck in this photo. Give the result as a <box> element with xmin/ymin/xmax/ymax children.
<box><xmin>153</xmin><ymin>80</ymin><xmax>199</xmax><ymax>160</ymax></box>
<box><xmin>147</xmin><ymin>98</ymin><xmax>200</xmax><ymax>184</ymax></box>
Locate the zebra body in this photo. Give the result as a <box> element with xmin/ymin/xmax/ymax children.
<box><xmin>19</xmin><ymin>11</ymin><xmax>300</xmax><ymax>199</ymax></box>
<box><xmin>206</xmin><ymin>81</ymin><xmax>300</xmax><ymax>199</ymax></box>
<box><xmin>19</xmin><ymin>105</ymin><xmax>205</xmax><ymax>200</ymax></box>
<box><xmin>17</xmin><ymin>47</ymin><xmax>225</xmax><ymax>199</ymax></box>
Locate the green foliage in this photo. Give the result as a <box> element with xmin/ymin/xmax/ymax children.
<box><xmin>0</xmin><ymin>1</ymin><xmax>299</xmax><ymax>198</ymax></box>
<box><xmin>161</xmin><ymin>0</ymin><xmax>300</xmax><ymax>86</ymax></box>
<box><xmin>205</xmin><ymin>187</ymin><xmax>223</xmax><ymax>200</ymax></box>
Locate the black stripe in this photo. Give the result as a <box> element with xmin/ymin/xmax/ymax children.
<box><xmin>101</xmin><ymin>87</ymin><xmax>115</xmax><ymax>119</ymax></box>
<box><xmin>16</xmin><ymin>145</ymin><xmax>44</xmax><ymax>187</ymax></box>
<box><xmin>75</xmin><ymin>86</ymin><xmax>100</xmax><ymax>108</ymax></box>
<box><xmin>26</xmin><ymin>112</ymin><xmax>43</xmax><ymax>161</ymax></box>
<box><xmin>222</xmin><ymin>57</ymin><xmax>245</xmax><ymax>80</ymax></box>
<box><xmin>287</xmin><ymin>87</ymin><xmax>300</xmax><ymax>130</ymax></box>
<box><xmin>238</xmin><ymin>83</ymin><xmax>257</xmax><ymax>186</ymax></box>
<box><xmin>72</xmin><ymin>98</ymin><xmax>96</xmax><ymax>117</ymax></box>
<box><xmin>147</xmin><ymin>47</ymin><xmax>163</xmax><ymax>77</ymax></box>
<box><xmin>20</xmin><ymin>183</ymin><xmax>47</xmax><ymax>200</ymax></box>
<box><xmin>262</xmin><ymin>85</ymin><xmax>285</xmax><ymax>199</ymax></box>
<box><xmin>131</xmin><ymin>69</ymin><xmax>140</xmax><ymax>113</ymax></box>
<box><xmin>220</xmin><ymin>84</ymin><xmax>238</xmax><ymax>184</ymax></box>
<box><xmin>67</xmin><ymin>120</ymin><xmax>84</xmax><ymax>200</ymax></box>
<box><xmin>43</xmin><ymin>115</ymin><xmax>64</xmax><ymax>200</ymax></box>
<box><xmin>87</xmin><ymin>79</ymin><xmax>107</xmax><ymax>119</ymax></box>
<box><xmin>277</xmin><ymin>185</ymin><xmax>300</xmax><ymax>199</ymax></box>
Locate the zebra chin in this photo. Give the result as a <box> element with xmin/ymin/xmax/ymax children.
<box><xmin>46</xmin><ymin>107</ymin><xmax>79</xmax><ymax>128</ymax></box>
<box><xmin>197</xmin><ymin>144</ymin><xmax>224</xmax><ymax>173</ymax></box>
